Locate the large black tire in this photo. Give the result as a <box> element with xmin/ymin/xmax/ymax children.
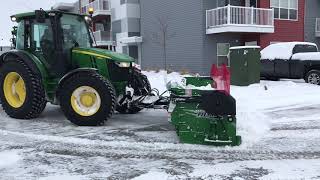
<box><xmin>0</xmin><ymin>58</ymin><xmax>47</xmax><ymax>119</ymax></box>
<box><xmin>131</xmin><ymin>71</ymin><xmax>151</xmax><ymax>96</ymax></box>
<box><xmin>59</xmin><ymin>71</ymin><xmax>116</xmax><ymax>126</ymax></box>
<box><xmin>117</xmin><ymin>71</ymin><xmax>151</xmax><ymax>114</ymax></box>
<box><xmin>305</xmin><ymin>70</ymin><xmax>320</xmax><ymax>85</ymax></box>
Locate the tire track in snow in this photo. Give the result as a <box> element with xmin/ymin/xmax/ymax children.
<box><xmin>1</xmin><ymin>129</ymin><xmax>320</xmax><ymax>162</ymax></box>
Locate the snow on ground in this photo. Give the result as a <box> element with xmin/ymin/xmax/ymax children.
<box><xmin>0</xmin><ymin>71</ymin><xmax>320</xmax><ymax>179</ymax></box>
<box><xmin>0</xmin><ymin>150</ymin><xmax>21</xmax><ymax>168</ymax></box>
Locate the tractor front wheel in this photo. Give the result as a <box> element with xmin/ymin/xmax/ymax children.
<box><xmin>0</xmin><ymin>58</ymin><xmax>47</xmax><ymax>119</ymax></box>
<box><xmin>59</xmin><ymin>72</ymin><xmax>116</xmax><ymax>126</ymax></box>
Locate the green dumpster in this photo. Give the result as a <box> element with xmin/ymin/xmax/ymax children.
<box><xmin>168</xmin><ymin>77</ymin><xmax>241</xmax><ymax>146</ymax></box>
<box><xmin>230</xmin><ymin>46</ymin><xmax>261</xmax><ymax>86</ymax></box>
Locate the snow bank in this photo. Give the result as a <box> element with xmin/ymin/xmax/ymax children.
<box><xmin>231</xmin><ymin>84</ymin><xmax>271</xmax><ymax>146</ymax></box>
<box><xmin>0</xmin><ymin>150</ymin><xmax>21</xmax><ymax>169</ymax></box>
<box><xmin>260</xmin><ymin>42</ymin><xmax>317</xmax><ymax>60</ymax></box>
<box><xmin>142</xmin><ymin>71</ymin><xmax>214</xmax><ymax>95</ymax></box>
<box><xmin>143</xmin><ymin>71</ymin><xmax>184</xmax><ymax>95</ymax></box>
<box><xmin>231</xmin><ymin>80</ymin><xmax>320</xmax><ymax>145</ymax></box>
<box><xmin>292</xmin><ymin>52</ymin><xmax>320</xmax><ymax>61</ymax></box>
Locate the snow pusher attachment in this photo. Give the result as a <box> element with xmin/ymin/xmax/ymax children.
<box><xmin>168</xmin><ymin>77</ymin><xmax>241</xmax><ymax>146</ymax></box>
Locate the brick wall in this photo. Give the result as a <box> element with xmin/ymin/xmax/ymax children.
<box><xmin>258</xmin><ymin>0</ymin><xmax>305</xmax><ymax>48</ymax></box>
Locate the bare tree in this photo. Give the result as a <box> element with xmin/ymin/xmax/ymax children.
<box><xmin>150</xmin><ymin>16</ymin><xmax>176</xmax><ymax>71</ymax></box>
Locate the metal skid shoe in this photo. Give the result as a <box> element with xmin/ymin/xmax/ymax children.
<box><xmin>167</xmin><ymin>77</ymin><xmax>242</xmax><ymax>146</ymax></box>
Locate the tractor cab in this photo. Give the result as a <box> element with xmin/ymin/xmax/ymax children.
<box><xmin>11</xmin><ymin>10</ymin><xmax>95</xmax><ymax>77</ymax></box>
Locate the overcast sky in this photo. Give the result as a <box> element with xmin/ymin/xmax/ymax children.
<box><xmin>0</xmin><ymin>0</ymin><xmax>76</xmax><ymax>46</ymax></box>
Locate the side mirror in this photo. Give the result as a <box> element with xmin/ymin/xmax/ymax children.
<box><xmin>11</xmin><ymin>26</ymin><xmax>17</xmax><ymax>36</ymax></box>
<box><xmin>35</xmin><ymin>9</ymin><xmax>46</xmax><ymax>23</ymax></box>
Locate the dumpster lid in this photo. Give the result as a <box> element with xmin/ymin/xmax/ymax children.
<box><xmin>230</xmin><ymin>46</ymin><xmax>260</xmax><ymax>50</ymax></box>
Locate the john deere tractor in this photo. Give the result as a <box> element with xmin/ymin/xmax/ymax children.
<box><xmin>0</xmin><ymin>10</ymin><xmax>151</xmax><ymax>126</ymax></box>
<box><xmin>0</xmin><ymin>10</ymin><xmax>242</xmax><ymax>147</ymax></box>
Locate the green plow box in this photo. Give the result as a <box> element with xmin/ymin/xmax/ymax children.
<box><xmin>168</xmin><ymin>77</ymin><xmax>241</xmax><ymax>146</ymax></box>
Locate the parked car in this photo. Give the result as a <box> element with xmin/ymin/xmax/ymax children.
<box><xmin>260</xmin><ymin>42</ymin><xmax>320</xmax><ymax>85</ymax></box>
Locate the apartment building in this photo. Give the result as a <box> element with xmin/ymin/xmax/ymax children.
<box><xmin>304</xmin><ymin>0</ymin><xmax>320</xmax><ymax>48</ymax></box>
<box><xmin>54</xmin><ymin>0</ymin><xmax>320</xmax><ymax>74</ymax></box>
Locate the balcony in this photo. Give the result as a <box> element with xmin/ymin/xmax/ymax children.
<box><xmin>316</xmin><ymin>18</ymin><xmax>320</xmax><ymax>37</ymax></box>
<box><xmin>93</xmin><ymin>30</ymin><xmax>114</xmax><ymax>46</ymax></box>
<box><xmin>206</xmin><ymin>5</ymin><xmax>274</xmax><ymax>34</ymax></box>
<box><xmin>81</xmin><ymin>0</ymin><xmax>111</xmax><ymax>17</ymax></box>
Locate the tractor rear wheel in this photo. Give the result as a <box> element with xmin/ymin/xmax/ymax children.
<box><xmin>59</xmin><ymin>71</ymin><xmax>116</xmax><ymax>126</ymax></box>
<box><xmin>0</xmin><ymin>58</ymin><xmax>47</xmax><ymax>119</ymax></box>
<box><xmin>117</xmin><ymin>71</ymin><xmax>151</xmax><ymax>114</ymax></box>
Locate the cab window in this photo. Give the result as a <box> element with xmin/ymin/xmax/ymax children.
<box><xmin>60</xmin><ymin>14</ymin><xmax>91</xmax><ymax>50</ymax></box>
<box><xmin>31</xmin><ymin>20</ymin><xmax>54</xmax><ymax>52</ymax></box>
<box><xmin>16</xmin><ymin>20</ymin><xmax>25</xmax><ymax>50</ymax></box>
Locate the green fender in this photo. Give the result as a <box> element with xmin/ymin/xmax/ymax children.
<box><xmin>0</xmin><ymin>50</ymin><xmax>50</xmax><ymax>98</ymax></box>
<box><xmin>55</xmin><ymin>68</ymin><xmax>99</xmax><ymax>102</ymax></box>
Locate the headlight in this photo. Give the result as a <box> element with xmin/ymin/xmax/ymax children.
<box><xmin>84</xmin><ymin>16</ymin><xmax>91</xmax><ymax>22</ymax></box>
<box><xmin>116</xmin><ymin>62</ymin><xmax>131</xmax><ymax>68</ymax></box>
<box><xmin>11</xmin><ymin>16</ymin><xmax>17</xmax><ymax>22</ymax></box>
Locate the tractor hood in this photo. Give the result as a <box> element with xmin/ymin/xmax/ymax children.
<box><xmin>72</xmin><ymin>48</ymin><xmax>135</xmax><ymax>63</ymax></box>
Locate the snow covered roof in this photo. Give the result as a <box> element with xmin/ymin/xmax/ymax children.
<box><xmin>291</xmin><ymin>52</ymin><xmax>320</xmax><ymax>61</ymax></box>
<box><xmin>230</xmin><ymin>46</ymin><xmax>260</xmax><ymax>50</ymax></box>
<box><xmin>261</xmin><ymin>42</ymin><xmax>318</xmax><ymax>60</ymax></box>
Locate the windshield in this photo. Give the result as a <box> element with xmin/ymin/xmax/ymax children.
<box><xmin>60</xmin><ymin>14</ymin><xmax>92</xmax><ymax>49</ymax></box>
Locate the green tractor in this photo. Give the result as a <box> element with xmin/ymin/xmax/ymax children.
<box><xmin>0</xmin><ymin>10</ymin><xmax>151</xmax><ymax>126</ymax></box>
<box><xmin>0</xmin><ymin>9</ymin><xmax>242</xmax><ymax>147</ymax></box>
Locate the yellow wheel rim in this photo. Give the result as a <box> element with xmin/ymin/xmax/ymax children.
<box><xmin>3</xmin><ymin>72</ymin><xmax>26</xmax><ymax>108</ymax></box>
<box><xmin>71</xmin><ymin>86</ymin><xmax>101</xmax><ymax>117</ymax></box>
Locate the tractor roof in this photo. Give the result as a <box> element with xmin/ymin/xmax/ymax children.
<box><xmin>12</xmin><ymin>10</ymin><xmax>84</xmax><ymax>22</ymax></box>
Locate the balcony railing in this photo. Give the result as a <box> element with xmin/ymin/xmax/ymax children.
<box><xmin>316</xmin><ymin>18</ymin><xmax>320</xmax><ymax>37</ymax></box>
<box><xmin>206</xmin><ymin>5</ymin><xmax>274</xmax><ymax>34</ymax></box>
<box><xmin>81</xmin><ymin>0</ymin><xmax>111</xmax><ymax>16</ymax></box>
<box><xmin>93</xmin><ymin>30</ymin><xmax>113</xmax><ymax>45</ymax></box>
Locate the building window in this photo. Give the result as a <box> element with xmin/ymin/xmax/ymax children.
<box><xmin>217</xmin><ymin>43</ymin><xmax>230</xmax><ymax>66</ymax></box>
<box><xmin>271</xmin><ymin>0</ymin><xmax>298</xmax><ymax>20</ymax></box>
<box><xmin>217</xmin><ymin>0</ymin><xmax>229</xmax><ymax>7</ymax></box>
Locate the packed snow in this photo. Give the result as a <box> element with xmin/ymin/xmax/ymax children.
<box><xmin>0</xmin><ymin>150</ymin><xmax>21</xmax><ymax>169</ymax></box>
<box><xmin>0</xmin><ymin>71</ymin><xmax>320</xmax><ymax>179</ymax></box>
<box><xmin>260</xmin><ymin>42</ymin><xmax>318</xmax><ymax>60</ymax></box>
<box><xmin>292</xmin><ymin>52</ymin><xmax>320</xmax><ymax>61</ymax></box>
